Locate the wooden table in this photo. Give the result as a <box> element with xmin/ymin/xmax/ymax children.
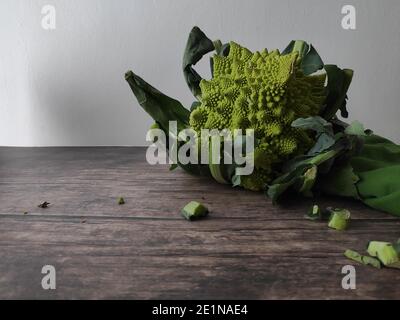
<box><xmin>0</xmin><ymin>147</ymin><xmax>399</xmax><ymax>299</ymax></box>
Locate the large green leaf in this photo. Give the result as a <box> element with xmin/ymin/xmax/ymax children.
<box><xmin>125</xmin><ymin>71</ymin><xmax>189</xmax><ymax>133</ymax></box>
<box><xmin>182</xmin><ymin>27</ymin><xmax>216</xmax><ymax>100</ymax></box>
<box><xmin>350</xmin><ymin>135</ymin><xmax>400</xmax><ymax>216</ymax></box>
<box><xmin>318</xmin><ymin>162</ymin><xmax>360</xmax><ymax>199</ymax></box>
<box><xmin>125</xmin><ymin>70</ymin><xmax>210</xmax><ymax>176</ymax></box>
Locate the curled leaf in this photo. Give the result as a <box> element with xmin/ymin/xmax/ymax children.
<box><xmin>282</xmin><ymin>40</ymin><xmax>324</xmax><ymax>75</ymax></box>
<box><xmin>183</xmin><ymin>27</ymin><xmax>216</xmax><ymax>100</ymax></box>
<box><xmin>125</xmin><ymin>71</ymin><xmax>190</xmax><ymax>133</ymax></box>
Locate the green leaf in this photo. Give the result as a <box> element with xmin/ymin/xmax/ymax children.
<box><xmin>301</xmin><ymin>45</ymin><xmax>324</xmax><ymax>75</ymax></box>
<box><xmin>125</xmin><ymin>70</ymin><xmax>210</xmax><ymax>177</ymax></box>
<box><xmin>267</xmin><ymin>146</ymin><xmax>344</xmax><ymax>203</ymax></box>
<box><xmin>125</xmin><ymin>71</ymin><xmax>190</xmax><ymax>133</ymax></box>
<box><xmin>318</xmin><ymin>162</ymin><xmax>360</xmax><ymax>199</ymax></box>
<box><xmin>282</xmin><ymin>40</ymin><xmax>324</xmax><ymax>75</ymax></box>
<box><xmin>182</xmin><ymin>27</ymin><xmax>216</xmax><ymax>100</ymax></box>
<box><xmin>282</xmin><ymin>40</ymin><xmax>296</xmax><ymax>55</ymax></box>
<box><xmin>292</xmin><ymin>116</ymin><xmax>333</xmax><ymax>136</ymax></box>
<box><xmin>308</xmin><ymin>133</ymin><xmax>336</xmax><ymax>155</ymax></box>
<box><xmin>266</xmin><ymin>164</ymin><xmax>313</xmax><ymax>203</ymax></box>
<box><xmin>322</xmin><ymin>65</ymin><xmax>354</xmax><ymax>120</ymax></box>
<box><xmin>290</xmin><ymin>116</ymin><xmax>336</xmax><ymax>158</ymax></box>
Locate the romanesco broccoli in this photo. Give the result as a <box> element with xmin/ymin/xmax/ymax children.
<box><xmin>189</xmin><ymin>42</ymin><xmax>327</xmax><ymax>191</ymax></box>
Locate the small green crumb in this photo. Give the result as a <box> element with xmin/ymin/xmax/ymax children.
<box><xmin>367</xmin><ymin>241</ymin><xmax>400</xmax><ymax>268</ymax></box>
<box><xmin>344</xmin><ymin>249</ymin><xmax>381</xmax><ymax>269</ymax></box>
<box><xmin>327</xmin><ymin>208</ymin><xmax>350</xmax><ymax>230</ymax></box>
<box><xmin>305</xmin><ymin>204</ymin><xmax>321</xmax><ymax>220</ymax></box>
<box><xmin>23</xmin><ymin>212</ymin><xmax>28</xmax><ymax>215</ymax></box>
<box><xmin>181</xmin><ymin>201</ymin><xmax>209</xmax><ymax>221</ymax></box>
<box><xmin>118</xmin><ymin>197</ymin><xmax>125</xmax><ymax>205</ymax></box>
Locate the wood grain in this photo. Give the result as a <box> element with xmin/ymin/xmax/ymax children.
<box><xmin>0</xmin><ymin>147</ymin><xmax>399</xmax><ymax>299</ymax></box>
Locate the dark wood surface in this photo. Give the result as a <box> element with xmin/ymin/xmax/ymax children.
<box><xmin>0</xmin><ymin>147</ymin><xmax>399</xmax><ymax>299</ymax></box>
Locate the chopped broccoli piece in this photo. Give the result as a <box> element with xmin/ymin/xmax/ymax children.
<box><xmin>367</xmin><ymin>241</ymin><xmax>400</xmax><ymax>268</ymax></box>
<box><xmin>306</xmin><ymin>204</ymin><xmax>322</xmax><ymax>220</ymax></box>
<box><xmin>344</xmin><ymin>249</ymin><xmax>381</xmax><ymax>269</ymax></box>
<box><xmin>327</xmin><ymin>208</ymin><xmax>350</xmax><ymax>230</ymax></box>
<box><xmin>181</xmin><ymin>201</ymin><xmax>209</xmax><ymax>221</ymax></box>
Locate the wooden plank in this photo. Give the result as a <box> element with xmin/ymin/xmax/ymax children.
<box><xmin>0</xmin><ymin>147</ymin><xmax>399</xmax><ymax>299</ymax></box>
<box><xmin>0</xmin><ymin>147</ymin><xmax>395</xmax><ymax>220</ymax></box>
<box><xmin>0</xmin><ymin>215</ymin><xmax>399</xmax><ymax>299</ymax></box>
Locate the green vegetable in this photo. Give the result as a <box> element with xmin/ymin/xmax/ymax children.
<box><xmin>327</xmin><ymin>208</ymin><xmax>350</xmax><ymax>230</ymax></box>
<box><xmin>350</xmin><ymin>135</ymin><xmax>400</xmax><ymax>216</ymax></box>
<box><xmin>125</xmin><ymin>26</ymin><xmax>400</xmax><ymax>217</ymax></box>
<box><xmin>344</xmin><ymin>249</ymin><xmax>381</xmax><ymax>269</ymax></box>
<box><xmin>306</xmin><ymin>204</ymin><xmax>322</xmax><ymax>220</ymax></box>
<box><xmin>118</xmin><ymin>197</ymin><xmax>125</xmax><ymax>205</ymax></box>
<box><xmin>181</xmin><ymin>201</ymin><xmax>209</xmax><ymax>221</ymax></box>
<box><xmin>367</xmin><ymin>241</ymin><xmax>400</xmax><ymax>268</ymax></box>
<box><xmin>189</xmin><ymin>41</ymin><xmax>326</xmax><ymax>191</ymax></box>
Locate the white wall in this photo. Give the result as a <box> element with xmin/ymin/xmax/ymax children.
<box><xmin>1</xmin><ymin>0</ymin><xmax>400</xmax><ymax>146</ymax></box>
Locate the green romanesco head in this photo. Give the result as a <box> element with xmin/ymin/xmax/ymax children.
<box><xmin>189</xmin><ymin>42</ymin><xmax>327</xmax><ymax>191</ymax></box>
